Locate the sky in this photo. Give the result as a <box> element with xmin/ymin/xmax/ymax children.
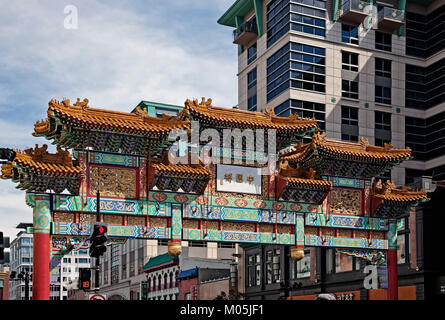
<box><xmin>0</xmin><ymin>0</ymin><xmax>238</xmax><ymax>240</ymax></box>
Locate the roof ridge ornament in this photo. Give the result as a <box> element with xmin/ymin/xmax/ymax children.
<box><xmin>73</xmin><ymin>98</ymin><xmax>89</xmax><ymax>112</ymax></box>
<box><xmin>134</xmin><ymin>105</ymin><xmax>149</xmax><ymax>121</ymax></box>
<box><xmin>264</xmin><ymin>107</ymin><xmax>275</xmax><ymax>119</ymax></box>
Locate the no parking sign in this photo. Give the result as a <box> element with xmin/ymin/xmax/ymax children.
<box><xmin>89</xmin><ymin>294</ymin><xmax>107</xmax><ymax>300</ymax></box>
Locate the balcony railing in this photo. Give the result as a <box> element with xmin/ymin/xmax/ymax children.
<box><xmin>377</xmin><ymin>7</ymin><xmax>404</xmax><ymax>32</ymax></box>
<box><xmin>233</xmin><ymin>18</ymin><xmax>258</xmax><ymax>46</ymax></box>
<box><xmin>339</xmin><ymin>0</ymin><xmax>371</xmax><ymax>24</ymax></box>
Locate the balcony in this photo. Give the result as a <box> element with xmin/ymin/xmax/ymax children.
<box><xmin>377</xmin><ymin>7</ymin><xmax>404</xmax><ymax>32</ymax></box>
<box><xmin>339</xmin><ymin>0</ymin><xmax>371</xmax><ymax>25</ymax></box>
<box><xmin>233</xmin><ymin>18</ymin><xmax>258</xmax><ymax>46</ymax></box>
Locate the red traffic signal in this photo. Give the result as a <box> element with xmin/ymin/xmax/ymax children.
<box><xmin>98</xmin><ymin>226</ymin><xmax>107</xmax><ymax>235</ymax></box>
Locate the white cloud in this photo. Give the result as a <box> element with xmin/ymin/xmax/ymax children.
<box><xmin>0</xmin><ymin>0</ymin><xmax>239</xmax><ymax>241</ymax></box>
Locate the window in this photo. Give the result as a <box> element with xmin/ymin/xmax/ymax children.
<box><xmin>247</xmin><ymin>68</ymin><xmax>257</xmax><ymax>90</ymax></box>
<box><xmin>247</xmin><ymin>43</ymin><xmax>257</xmax><ymax>65</ymax></box>
<box><xmin>267</xmin><ymin>42</ymin><xmax>326</xmax><ymax>101</ymax></box>
<box><xmin>342</xmin><ymin>79</ymin><xmax>359</xmax><ymax>99</ymax></box>
<box><xmin>375</xmin><ymin>111</ymin><xmax>391</xmax><ymax>131</ymax></box>
<box><xmin>375</xmin><ymin>58</ymin><xmax>391</xmax><ymax>78</ymax></box>
<box><xmin>266</xmin><ymin>0</ymin><xmax>327</xmax><ymax>48</ymax></box>
<box><xmin>375</xmin><ymin>31</ymin><xmax>392</xmax><ymax>51</ymax></box>
<box><xmin>341</xmin><ymin>106</ymin><xmax>359</xmax><ymax>142</ymax></box>
<box><xmin>342</xmin><ymin>24</ymin><xmax>359</xmax><ymax>45</ymax></box>
<box><xmin>248</xmin><ymin>94</ymin><xmax>257</xmax><ymax>111</ymax></box>
<box><xmin>342</xmin><ymin>51</ymin><xmax>358</xmax><ymax>72</ymax></box>
<box><xmin>341</xmin><ymin>106</ymin><xmax>358</xmax><ymax>126</ymax></box>
<box><xmin>375</xmin><ymin>85</ymin><xmax>391</xmax><ymax>104</ymax></box>
<box><xmin>246</xmin><ymin>253</ymin><xmax>261</xmax><ymax>287</ymax></box>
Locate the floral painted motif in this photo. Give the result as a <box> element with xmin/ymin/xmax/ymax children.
<box><xmin>234</xmin><ymin>199</ymin><xmax>248</xmax><ymax>208</ymax></box>
<box><xmin>195</xmin><ymin>196</ymin><xmax>208</xmax><ymax>205</ymax></box>
<box><xmin>254</xmin><ymin>200</ymin><xmax>267</xmax><ymax>209</ymax></box>
<box><xmin>308</xmin><ymin>205</ymin><xmax>319</xmax><ymax>213</ymax></box>
<box><xmin>291</xmin><ymin>203</ymin><xmax>302</xmax><ymax>212</ymax></box>
<box><xmin>174</xmin><ymin>194</ymin><xmax>189</xmax><ymax>203</ymax></box>
<box><xmin>273</xmin><ymin>202</ymin><xmax>284</xmax><ymax>211</ymax></box>
<box><xmin>153</xmin><ymin>192</ymin><xmax>167</xmax><ymax>202</ymax></box>
<box><xmin>215</xmin><ymin>197</ymin><xmax>229</xmax><ymax>206</ymax></box>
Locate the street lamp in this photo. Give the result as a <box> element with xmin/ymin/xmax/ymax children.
<box><xmin>230</xmin><ymin>253</ymin><xmax>242</xmax><ymax>299</ymax></box>
<box><xmin>10</xmin><ymin>271</ymin><xmax>31</xmax><ymax>300</ymax></box>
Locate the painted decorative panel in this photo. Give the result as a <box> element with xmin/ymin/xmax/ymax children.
<box><xmin>53</xmin><ymin>222</ymin><xmax>170</xmax><ymax>239</ymax></box>
<box><xmin>305</xmin><ymin>213</ymin><xmax>387</xmax><ymax>231</ymax></box>
<box><xmin>88</xmin><ymin>151</ymin><xmax>139</xmax><ymax>167</ymax></box>
<box><xmin>89</xmin><ymin>165</ymin><xmax>136</xmax><ymax>199</ymax></box>
<box><xmin>182</xmin><ymin>228</ymin><xmax>294</xmax><ymax>245</ymax></box>
<box><xmin>329</xmin><ymin>188</ymin><xmax>362</xmax><ymax>215</ymax></box>
<box><xmin>305</xmin><ymin>235</ymin><xmax>387</xmax><ymax>249</ymax></box>
<box><xmin>331</xmin><ymin>177</ymin><xmax>366</xmax><ymax>189</ymax></box>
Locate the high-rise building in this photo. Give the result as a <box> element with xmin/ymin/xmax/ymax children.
<box><xmin>218</xmin><ymin>0</ymin><xmax>445</xmax><ymax>300</ymax></box>
<box><xmin>218</xmin><ymin>0</ymin><xmax>445</xmax><ymax>186</ymax></box>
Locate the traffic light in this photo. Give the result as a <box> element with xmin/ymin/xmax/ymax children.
<box><xmin>79</xmin><ymin>268</ymin><xmax>91</xmax><ymax>290</ymax></box>
<box><xmin>89</xmin><ymin>223</ymin><xmax>108</xmax><ymax>258</ymax></box>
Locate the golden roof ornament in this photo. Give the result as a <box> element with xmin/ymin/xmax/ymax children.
<box><xmin>73</xmin><ymin>98</ymin><xmax>89</xmax><ymax>112</ymax></box>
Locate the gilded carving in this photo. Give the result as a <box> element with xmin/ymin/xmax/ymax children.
<box><xmin>305</xmin><ymin>226</ymin><xmax>318</xmax><ymax>236</ymax></box>
<box><xmin>337</xmin><ymin>229</ymin><xmax>352</xmax><ymax>238</ymax></box>
<box><xmin>329</xmin><ymin>188</ymin><xmax>361</xmax><ymax>215</ymax></box>
<box><xmin>128</xmin><ymin>216</ymin><xmax>145</xmax><ymax>226</ymax></box>
<box><xmin>53</xmin><ymin>212</ymin><xmax>74</xmax><ymax>223</ymax></box>
<box><xmin>223</xmin><ymin>222</ymin><xmax>255</xmax><ymax>233</ymax></box>
<box><xmin>320</xmin><ymin>228</ymin><xmax>335</xmax><ymax>237</ymax></box>
<box><xmin>183</xmin><ymin>219</ymin><xmax>199</xmax><ymax>229</ymax></box>
<box><xmin>259</xmin><ymin>224</ymin><xmax>273</xmax><ymax>233</ymax></box>
<box><xmin>150</xmin><ymin>217</ymin><xmax>168</xmax><ymax>228</ymax></box>
<box><xmin>104</xmin><ymin>215</ymin><xmax>123</xmax><ymax>225</ymax></box>
<box><xmin>371</xmin><ymin>231</ymin><xmax>385</xmax><ymax>240</ymax></box>
<box><xmin>89</xmin><ymin>166</ymin><xmax>136</xmax><ymax>199</ymax></box>
<box><xmin>355</xmin><ymin>230</ymin><xmax>368</xmax><ymax>239</ymax></box>
<box><xmin>79</xmin><ymin>214</ymin><xmax>96</xmax><ymax>224</ymax></box>
<box><xmin>277</xmin><ymin>224</ymin><xmax>292</xmax><ymax>234</ymax></box>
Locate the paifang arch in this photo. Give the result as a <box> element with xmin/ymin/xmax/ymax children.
<box><xmin>1</xmin><ymin>97</ymin><xmax>428</xmax><ymax>300</ymax></box>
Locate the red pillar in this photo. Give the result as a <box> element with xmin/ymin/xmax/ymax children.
<box><xmin>386</xmin><ymin>218</ymin><xmax>399</xmax><ymax>300</ymax></box>
<box><xmin>31</xmin><ymin>194</ymin><xmax>51</xmax><ymax>300</ymax></box>
<box><xmin>386</xmin><ymin>249</ymin><xmax>398</xmax><ymax>300</ymax></box>
<box><xmin>32</xmin><ymin>233</ymin><xmax>50</xmax><ymax>300</ymax></box>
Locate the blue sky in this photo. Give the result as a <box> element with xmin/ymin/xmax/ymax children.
<box><xmin>0</xmin><ymin>0</ymin><xmax>238</xmax><ymax>240</ymax></box>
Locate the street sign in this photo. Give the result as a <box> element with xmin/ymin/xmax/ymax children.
<box><xmin>89</xmin><ymin>293</ymin><xmax>106</xmax><ymax>300</ymax></box>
